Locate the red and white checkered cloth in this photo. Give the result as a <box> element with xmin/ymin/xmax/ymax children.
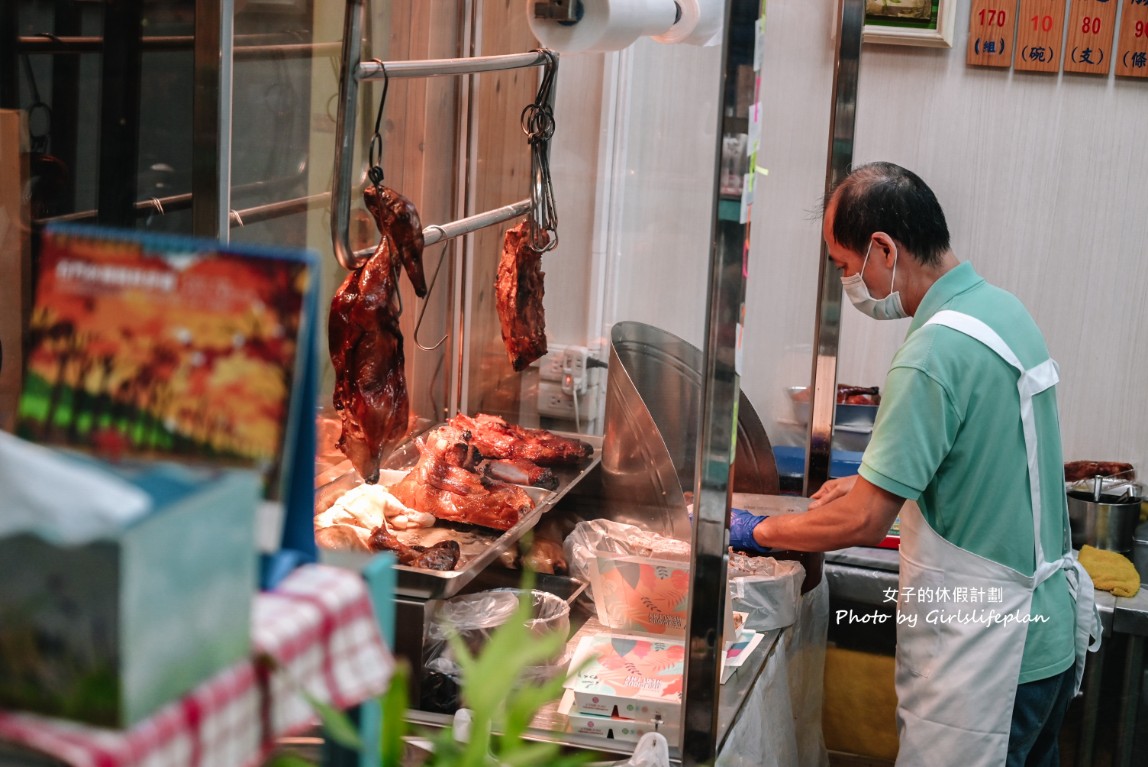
<box><xmin>0</xmin><ymin>564</ymin><xmax>394</xmax><ymax>767</ymax></box>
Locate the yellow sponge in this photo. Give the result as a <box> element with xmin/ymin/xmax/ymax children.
<box><xmin>1078</xmin><ymin>545</ymin><xmax>1141</xmax><ymax>598</ymax></box>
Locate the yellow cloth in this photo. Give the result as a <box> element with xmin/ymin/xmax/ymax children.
<box><xmin>1078</xmin><ymin>545</ymin><xmax>1141</xmax><ymax>598</ymax></box>
<box><xmin>823</xmin><ymin>647</ymin><xmax>899</xmax><ymax>760</ymax></box>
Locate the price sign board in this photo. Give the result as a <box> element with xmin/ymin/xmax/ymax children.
<box><xmin>1114</xmin><ymin>0</ymin><xmax>1148</xmax><ymax>78</ymax></box>
<box><xmin>1016</xmin><ymin>0</ymin><xmax>1068</xmax><ymax>72</ymax></box>
<box><xmin>968</xmin><ymin>0</ymin><xmax>1020</xmax><ymax>67</ymax></box>
<box><xmin>1065</xmin><ymin>0</ymin><xmax>1118</xmax><ymax>74</ymax></box>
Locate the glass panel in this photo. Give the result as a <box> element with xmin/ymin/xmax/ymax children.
<box><xmin>6</xmin><ymin>0</ymin><xmax>770</xmax><ymax>758</ymax></box>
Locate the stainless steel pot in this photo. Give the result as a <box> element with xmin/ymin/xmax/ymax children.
<box><xmin>1133</xmin><ymin>522</ymin><xmax>1148</xmax><ymax>586</ymax></box>
<box><xmin>1067</xmin><ymin>490</ymin><xmax>1142</xmax><ymax>553</ymax></box>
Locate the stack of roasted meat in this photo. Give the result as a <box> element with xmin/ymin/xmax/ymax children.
<box><xmin>330</xmin><ymin>186</ymin><xmax>553</xmax><ymax>486</ymax></box>
<box><xmin>325</xmin><ymin>182</ymin><xmax>575</xmax><ymax>571</ymax></box>
<box><xmin>315</xmin><ymin>413</ymin><xmax>593</xmax><ymax>571</ymax></box>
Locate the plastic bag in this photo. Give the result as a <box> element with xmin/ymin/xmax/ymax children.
<box><xmin>728</xmin><ymin>552</ymin><xmax>805</xmax><ymax>631</ymax></box>
<box><xmin>427</xmin><ymin>588</ymin><xmax>570</xmax><ymax>654</ymax></box>
<box><xmin>612</xmin><ymin>732</ymin><xmax>671</xmax><ymax>767</ymax></box>
<box><xmin>421</xmin><ymin>588</ymin><xmax>572</xmax><ymax>712</ymax></box>
<box><xmin>564</xmin><ymin>519</ymin><xmax>691</xmax><ymax>599</ymax></box>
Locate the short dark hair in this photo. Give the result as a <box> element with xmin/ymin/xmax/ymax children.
<box><xmin>825</xmin><ymin>162</ymin><xmax>951</xmax><ymax>266</ymax></box>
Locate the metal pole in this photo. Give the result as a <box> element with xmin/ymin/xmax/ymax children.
<box><xmin>420</xmin><ymin>199</ymin><xmax>530</xmax><ymax>246</ymax></box>
<box><xmin>16</xmin><ymin>34</ymin><xmax>340</xmax><ymax>58</ymax></box>
<box><xmin>192</xmin><ymin>0</ymin><xmax>234</xmax><ymax>240</ymax></box>
<box><xmin>331</xmin><ymin>0</ymin><xmax>366</xmax><ymax>271</ymax></box>
<box><xmin>355</xmin><ymin>50</ymin><xmax>552</xmax><ymax>80</ymax></box>
<box><xmin>804</xmin><ymin>0</ymin><xmax>864</xmax><ymax>496</ymax></box>
<box><xmin>682</xmin><ymin>0</ymin><xmax>741</xmax><ymax>762</ymax></box>
<box><xmin>97</xmin><ymin>0</ymin><xmax>144</xmax><ymax>226</ymax></box>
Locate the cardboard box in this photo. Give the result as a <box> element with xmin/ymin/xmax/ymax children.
<box><xmin>564</xmin><ymin>632</ymin><xmax>684</xmax><ymax>722</ymax></box>
<box><xmin>0</xmin><ymin>111</ymin><xmax>30</xmax><ymax>432</ymax></box>
<box><xmin>0</xmin><ymin>462</ymin><xmax>260</xmax><ymax>727</ymax></box>
<box><xmin>589</xmin><ymin>552</ymin><xmax>737</xmax><ymax>640</ymax></box>
<box><xmin>558</xmin><ymin>691</ymin><xmax>677</xmax><ymax>743</ymax></box>
<box><xmin>590</xmin><ymin>554</ymin><xmax>691</xmax><ymax>636</ymax></box>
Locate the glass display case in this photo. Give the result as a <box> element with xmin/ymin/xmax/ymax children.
<box><xmin>3</xmin><ymin>1</ymin><xmax>795</xmax><ymax>764</ymax></box>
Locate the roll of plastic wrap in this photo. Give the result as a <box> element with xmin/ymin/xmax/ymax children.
<box><xmin>652</xmin><ymin>0</ymin><xmax>724</xmax><ymax>46</ymax></box>
<box><xmin>527</xmin><ymin>0</ymin><xmax>678</xmax><ymax>53</ymax></box>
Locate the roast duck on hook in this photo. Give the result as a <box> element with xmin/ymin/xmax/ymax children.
<box><xmin>328</xmin><ymin>183</ymin><xmax>427</xmax><ymax>485</ymax></box>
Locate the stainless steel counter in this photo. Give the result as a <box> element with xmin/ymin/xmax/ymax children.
<box><xmin>824</xmin><ymin>546</ymin><xmax>1148</xmax><ymax>766</ymax></box>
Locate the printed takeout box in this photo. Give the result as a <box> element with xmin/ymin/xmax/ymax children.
<box><xmin>589</xmin><ymin>552</ymin><xmax>738</xmax><ymax>640</ymax></box>
<box><xmin>590</xmin><ymin>554</ymin><xmax>691</xmax><ymax>636</ymax></box>
<box><xmin>563</xmin><ymin>632</ymin><xmax>684</xmax><ymax>723</ymax></box>
<box><xmin>558</xmin><ymin>690</ymin><xmax>676</xmax><ymax>743</ymax></box>
<box><xmin>0</xmin><ymin>440</ymin><xmax>260</xmax><ymax>728</ymax></box>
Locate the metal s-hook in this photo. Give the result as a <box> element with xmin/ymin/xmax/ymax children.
<box><xmin>413</xmin><ymin>225</ymin><xmax>450</xmax><ymax>351</ymax></box>
<box><xmin>367</xmin><ymin>59</ymin><xmax>390</xmax><ymax>189</ymax></box>
<box><xmin>521</xmin><ymin>49</ymin><xmax>559</xmax><ymax>252</ymax></box>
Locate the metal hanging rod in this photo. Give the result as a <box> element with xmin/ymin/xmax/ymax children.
<box><xmin>423</xmin><ymin>198</ymin><xmax>530</xmax><ymax>245</ymax></box>
<box><xmin>348</xmin><ymin>198</ymin><xmax>531</xmax><ymax>262</ymax></box>
<box><xmin>355</xmin><ymin>50</ymin><xmax>553</xmax><ymax>81</ymax></box>
<box><xmin>228</xmin><ymin>192</ymin><xmax>330</xmax><ymax>226</ymax></box>
<box><xmin>36</xmin><ymin>190</ymin><xmax>523</xmax><ymax>248</ymax></box>
<box><xmin>17</xmin><ymin>34</ymin><xmax>339</xmax><ymax>58</ymax></box>
<box><xmin>331</xmin><ymin>0</ymin><xmax>556</xmax><ymax>270</ymax></box>
<box><xmin>34</xmin><ymin>189</ymin><xmax>330</xmax><ymax>228</ymax></box>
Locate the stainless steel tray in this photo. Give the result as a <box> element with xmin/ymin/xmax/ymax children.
<box><xmin>315</xmin><ymin>432</ymin><xmax>602</xmax><ymax>600</ymax></box>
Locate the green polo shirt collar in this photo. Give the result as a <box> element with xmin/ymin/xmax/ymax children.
<box><xmin>908</xmin><ymin>261</ymin><xmax>984</xmax><ymax>333</ymax></box>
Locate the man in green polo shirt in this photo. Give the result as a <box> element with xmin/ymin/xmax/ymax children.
<box><xmin>729</xmin><ymin>162</ymin><xmax>1098</xmax><ymax>766</ymax></box>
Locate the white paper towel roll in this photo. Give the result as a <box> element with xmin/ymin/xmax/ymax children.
<box><xmin>652</xmin><ymin>0</ymin><xmax>724</xmax><ymax>46</ymax></box>
<box><xmin>528</xmin><ymin>0</ymin><xmax>679</xmax><ymax>53</ymax></box>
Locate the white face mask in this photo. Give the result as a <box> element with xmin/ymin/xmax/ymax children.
<box><xmin>841</xmin><ymin>240</ymin><xmax>908</xmax><ymax>320</ymax></box>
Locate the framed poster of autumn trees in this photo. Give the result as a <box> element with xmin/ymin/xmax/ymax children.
<box><xmin>17</xmin><ymin>225</ymin><xmax>317</xmax><ymax>493</ymax></box>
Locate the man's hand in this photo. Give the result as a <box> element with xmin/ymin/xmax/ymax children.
<box><xmin>809</xmin><ymin>475</ymin><xmax>858</xmax><ymax>509</ymax></box>
<box><xmin>729</xmin><ymin>508</ymin><xmax>772</xmax><ymax>555</ymax></box>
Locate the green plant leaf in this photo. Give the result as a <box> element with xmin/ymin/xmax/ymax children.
<box><xmin>379</xmin><ymin>661</ymin><xmax>412</xmax><ymax>767</ymax></box>
<box><xmin>300</xmin><ymin>688</ymin><xmax>363</xmax><ymax>752</ymax></box>
<box><xmin>286</xmin><ymin>567</ymin><xmax>599</xmax><ymax>766</ymax></box>
<box><xmin>496</xmin><ymin>739</ymin><xmax>562</xmax><ymax>767</ymax></box>
<box><xmin>262</xmin><ymin>754</ymin><xmax>318</xmax><ymax>767</ymax></box>
<box><xmin>420</xmin><ymin>727</ymin><xmax>463</xmax><ymax>767</ymax></box>
<box><xmin>499</xmin><ymin>651</ymin><xmax>593</xmax><ymax>749</ymax></box>
<box><xmin>499</xmin><ymin>679</ymin><xmax>563</xmax><ymax>744</ymax></box>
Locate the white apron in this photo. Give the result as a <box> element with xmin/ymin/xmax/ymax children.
<box><xmin>893</xmin><ymin>310</ymin><xmax>1101</xmax><ymax>767</ymax></box>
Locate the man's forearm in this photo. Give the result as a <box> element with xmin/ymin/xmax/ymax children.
<box><xmin>753</xmin><ymin>479</ymin><xmax>904</xmax><ymax>551</ymax></box>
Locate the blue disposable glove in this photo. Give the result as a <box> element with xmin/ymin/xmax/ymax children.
<box><xmin>729</xmin><ymin>508</ymin><xmax>772</xmax><ymax>555</ymax></box>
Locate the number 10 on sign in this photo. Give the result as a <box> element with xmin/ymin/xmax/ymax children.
<box><xmin>1016</xmin><ymin>0</ymin><xmax>1067</xmax><ymax>72</ymax></box>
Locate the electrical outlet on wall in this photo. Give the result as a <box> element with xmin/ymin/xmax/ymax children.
<box><xmin>560</xmin><ymin>346</ymin><xmax>589</xmax><ymax>395</ymax></box>
<box><xmin>538</xmin><ymin>344</ymin><xmax>571</xmax><ymax>383</ymax></box>
<box><xmin>534</xmin><ymin>344</ymin><xmax>603</xmax><ymax>428</ymax></box>
<box><xmin>537</xmin><ymin>380</ymin><xmax>600</xmax><ymax>422</ymax></box>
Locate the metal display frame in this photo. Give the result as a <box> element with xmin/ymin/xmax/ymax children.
<box><xmin>324</xmin><ymin>0</ymin><xmax>797</xmax><ymax>764</ymax></box>
<box><xmin>804</xmin><ymin>0</ymin><xmax>864</xmax><ymax>496</ymax></box>
<box><xmin>1</xmin><ymin>1</ymin><xmax>836</xmax><ymax>763</ymax></box>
